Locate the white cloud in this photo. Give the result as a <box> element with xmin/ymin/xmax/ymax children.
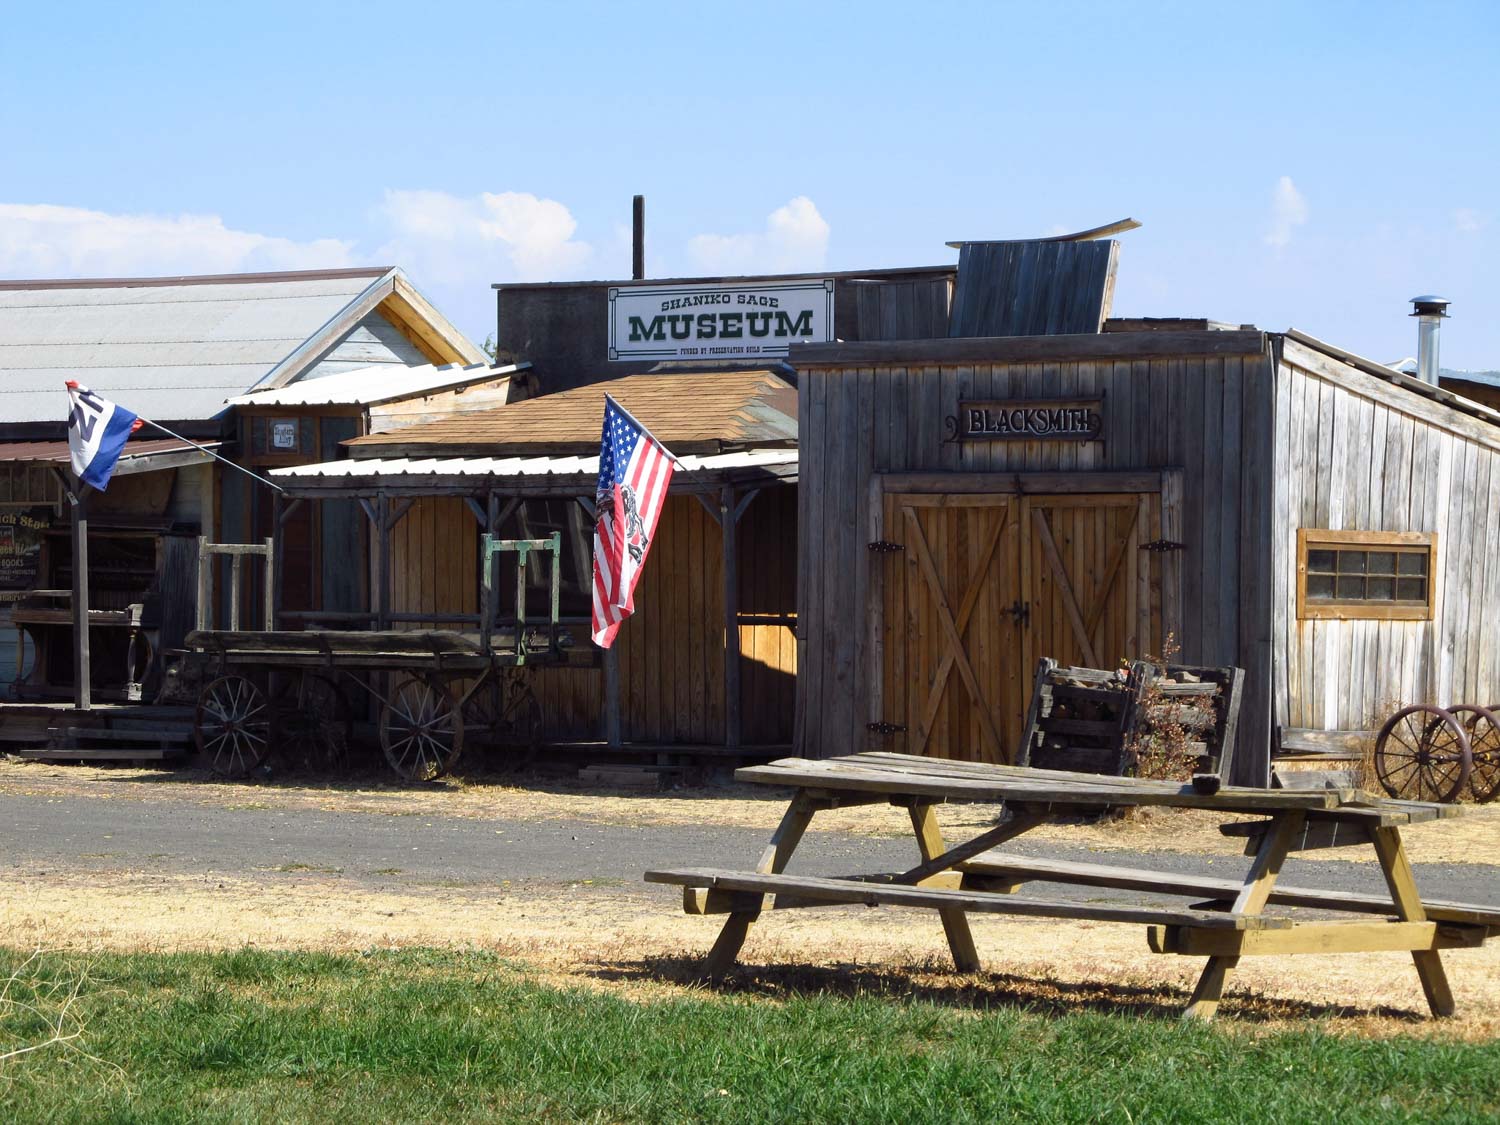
<box><xmin>374</xmin><ymin>189</ymin><xmax>592</xmax><ymax>284</ymax></box>
<box><xmin>1454</xmin><ymin>207</ymin><xmax>1488</xmax><ymax>234</ymax></box>
<box><xmin>687</xmin><ymin>196</ymin><xmax>830</xmax><ymax>274</ymax></box>
<box><xmin>0</xmin><ymin>202</ymin><xmax>354</xmax><ymax>277</ymax></box>
<box><xmin>1264</xmin><ymin>176</ymin><xmax>1308</xmax><ymax>249</ymax></box>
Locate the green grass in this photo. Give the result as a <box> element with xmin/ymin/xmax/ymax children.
<box><xmin>1</xmin><ymin>947</ymin><xmax>1497</xmax><ymax>1123</ymax></box>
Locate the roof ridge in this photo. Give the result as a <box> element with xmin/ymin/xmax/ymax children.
<box><xmin>0</xmin><ymin>266</ymin><xmax>393</xmax><ymax>291</ymax></box>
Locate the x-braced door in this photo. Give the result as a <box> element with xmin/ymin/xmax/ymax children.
<box><xmin>873</xmin><ymin>489</ymin><xmax>1164</xmax><ymax>764</ymax></box>
<box><xmin>875</xmin><ymin>494</ymin><xmax>1026</xmax><ymax>763</ymax></box>
<box><xmin>1022</xmin><ymin>493</ymin><xmax>1159</xmax><ymax>678</ymax></box>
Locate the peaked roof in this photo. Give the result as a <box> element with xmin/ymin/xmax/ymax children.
<box><xmin>0</xmin><ymin>266</ymin><xmax>485</xmax><ymax>424</ymax></box>
<box><xmin>346</xmin><ymin>369</ymin><xmax>798</xmax><ymax>457</ymax></box>
<box><xmin>226</xmin><ymin>361</ymin><xmax>528</xmax><ymax>407</ymax></box>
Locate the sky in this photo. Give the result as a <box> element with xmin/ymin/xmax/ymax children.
<box><xmin>2</xmin><ymin>0</ymin><xmax>1497</xmax><ymax>368</ymax></box>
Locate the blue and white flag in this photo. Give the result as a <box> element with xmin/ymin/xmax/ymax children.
<box><xmin>66</xmin><ymin>381</ymin><xmax>143</xmax><ymax>491</ymax></box>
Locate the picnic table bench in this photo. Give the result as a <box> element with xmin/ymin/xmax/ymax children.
<box><xmin>646</xmin><ymin>752</ymin><xmax>1500</xmax><ymax>1020</ymax></box>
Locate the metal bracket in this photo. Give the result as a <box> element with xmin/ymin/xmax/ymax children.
<box><xmin>866</xmin><ymin>721</ymin><xmax>908</xmax><ymax>735</ymax></box>
<box><xmin>1141</xmin><ymin>539</ymin><xmax>1185</xmax><ymax>553</ymax></box>
<box><xmin>867</xmin><ymin>540</ymin><xmax>905</xmax><ymax>553</ymax></box>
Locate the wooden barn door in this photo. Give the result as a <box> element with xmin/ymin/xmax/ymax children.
<box><xmin>1021</xmin><ymin>494</ymin><xmax>1157</xmax><ymax>676</ymax></box>
<box><xmin>874</xmin><ymin>486</ymin><xmax>1163</xmax><ymax>764</ymax></box>
<box><xmin>877</xmin><ymin>493</ymin><xmax>1027</xmax><ymax>763</ymax></box>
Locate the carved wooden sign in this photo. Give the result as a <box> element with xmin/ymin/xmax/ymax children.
<box><xmin>945</xmin><ymin>398</ymin><xmax>1103</xmax><ymax>442</ymax></box>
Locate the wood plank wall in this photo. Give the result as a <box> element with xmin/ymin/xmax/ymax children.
<box><xmin>388</xmin><ymin>497</ymin><xmax>479</xmax><ymax>625</ymax></box>
<box><xmin>796</xmin><ymin>346</ymin><xmax>1276</xmax><ymax>784</ymax></box>
<box><xmin>415</xmin><ymin>490</ymin><xmax>802</xmax><ymax>747</ymax></box>
<box><xmin>1273</xmin><ymin>343</ymin><xmax>1500</xmax><ymax>731</ymax></box>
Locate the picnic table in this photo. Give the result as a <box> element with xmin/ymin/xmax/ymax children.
<box><xmin>647</xmin><ymin>752</ymin><xmax>1500</xmax><ymax>1020</ymax></box>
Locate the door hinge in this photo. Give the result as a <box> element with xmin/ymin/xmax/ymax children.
<box><xmin>866</xmin><ymin>721</ymin><xmax>908</xmax><ymax>735</ymax></box>
<box><xmin>867</xmin><ymin>540</ymin><xmax>905</xmax><ymax>553</ymax></box>
<box><xmin>1140</xmin><ymin>539</ymin><xmax>1185</xmax><ymax>553</ymax></box>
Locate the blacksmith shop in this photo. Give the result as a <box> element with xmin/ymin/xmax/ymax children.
<box><xmin>790</xmin><ymin>254</ymin><xmax>1500</xmax><ymax>785</ymax></box>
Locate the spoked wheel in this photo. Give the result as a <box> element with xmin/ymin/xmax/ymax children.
<box><xmin>195</xmin><ymin>674</ymin><xmax>271</xmax><ymax>779</ymax></box>
<box><xmin>379</xmin><ymin>675</ymin><xmax>464</xmax><ymax>782</ymax></box>
<box><xmin>462</xmin><ymin>670</ymin><xmax>543</xmax><ymax>753</ymax></box>
<box><xmin>1454</xmin><ymin>703</ymin><xmax>1500</xmax><ymax>804</ymax></box>
<box><xmin>1374</xmin><ymin>705</ymin><xmax>1472</xmax><ymax>803</ymax></box>
<box><xmin>272</xmin><ymin>672</ymin><xmax>353</xmax><ymax>769</ymax></box>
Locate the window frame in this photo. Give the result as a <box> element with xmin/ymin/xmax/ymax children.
<box><xmin>1296</xmin><ymin>529</ymin><xmax>1437</xmax><ymax>621</ymax></box>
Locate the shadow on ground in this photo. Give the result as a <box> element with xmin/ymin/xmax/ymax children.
<box><xmin>587</xmin><ymin>952</ymin><xmax>1428</xmax><ymax>1024</ymax></box>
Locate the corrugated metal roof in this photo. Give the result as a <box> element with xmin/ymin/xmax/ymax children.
<box><xmin>0</xmin><ymin>436</ymin><xmax>219</xmax><ymax>464</ymax></box>
<box><xmin>346</xmin><ymin>369</ymin><xmax>798</xmax><ymax>456</ymax></box>
<box><xmin>271</xmin><ymin>448</ymin><xmax>797</xmax><ymax>484</ymax></box>
<box><xmin>0</xmin><ymin>269</ymin><xmax>391</xmax><ymax>423</ymax></box>
<box><xmin>225</xmin><ymin>361</ymin><xmax>527</xmax><ymax>407</ymax></box>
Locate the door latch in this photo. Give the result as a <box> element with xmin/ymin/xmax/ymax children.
<box><xmin>866</xmin><ymin>721</ymin><xmax>908</xmax><ymax>735</ymax></box>
<box><xmin>867</xmin><ymin>540</ymin><xmax>904</xmax><ymax>553</ymax></box>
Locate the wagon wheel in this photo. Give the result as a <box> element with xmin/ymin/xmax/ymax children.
<box><xmin>195</xmin><ymin>673</ymin><xmax>271</xmax><ymax>779</ymax></box>
<box><xmin>1453</xmin><ymin>703</ymin><xmax>1500</xmax><ymax>804</ymax></box>
<box><xmin>1374</xmin><ymin>705</ymin><xmax>1472</xmax><ymax>803</ymax></box>
<box><xmin>463</xmin><ymin>670</ymin><xmax>543</xmax><ymax>753</ymax></box>
<box><xmin>379</xmin><ymin>675</ymin><xmax>464</xmax><ymax>782</ymax></box>
<box><xmin>272</xmin><ymin>671</ymin><xmax>353</xmax><ymax>769</ymax></box>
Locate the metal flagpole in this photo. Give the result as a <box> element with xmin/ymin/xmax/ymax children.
<box><xmin>135</xmin><ymin>417</ymin><xmax>285</xmax><ymax>493</ymax></box>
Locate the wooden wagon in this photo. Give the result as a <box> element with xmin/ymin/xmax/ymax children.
<box><xmin>175</xmin><ymin>532</ymin><xmax>575</xmax><ymax>781</ymax></box>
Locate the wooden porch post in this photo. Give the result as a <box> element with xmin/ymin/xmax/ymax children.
<box><xmin>576</xmin><ymin>493</ymin><xmax>622</xmax><ymax>748</ymax></box>
<box><xmin>722</xmin><ymin>484</ymin><xmax>741</xmax><ymax>749</ymax></box>
<box><xmin>376</xmin><ymin>494</ymin><xmax>391</xmax><ymax>630</ymax></box>
<box><xmin>67</xmin><ymin>480</ymin><xmax>90</xmax><ymax>710</ymax></box>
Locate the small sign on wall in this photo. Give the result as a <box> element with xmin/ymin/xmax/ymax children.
<box><xmin>607</xmin><ymin>279</ymin><xmax>835</xmax><ymax>361</ymax></box>
<box><xmin>270</xmin><ymin>419</ymin><xmax>299</xmax><ymax>451</ymax></box>
<box><xmin>945</xmin><ymin>399</ymin><xmax>1104</xmax><ymax>442</ymax></box>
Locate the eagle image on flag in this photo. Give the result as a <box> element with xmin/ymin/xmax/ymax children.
<box><xmin>591</xmin><ymin>394</ymin><xmax>675</xmax><ymax>648</ymax></box>
<box><xmin>66</xmin><ymin>381</ymin><xmax>143</xmax><ymax>491</ymax></box>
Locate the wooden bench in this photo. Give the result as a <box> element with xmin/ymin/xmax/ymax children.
<box><xmin>648</xmin><ymin>752</ymin><xmax>1499</xmax><ymax>1020</ymax></box>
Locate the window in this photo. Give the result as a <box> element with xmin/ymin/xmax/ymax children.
<box><xmin>1297</xmin><ymin>530</ymin><xmax>1436</xmax><ymax>620</ymax></box>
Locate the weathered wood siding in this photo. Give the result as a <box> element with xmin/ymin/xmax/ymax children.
<box><xmin>796</xmin><ymin>336</ymin><xmax>1276</xmax><ymax>784</ymax></box>
<box><xmin>373</xmin><ymin>490</ymin><xmax>799</xmax><ymax>747</ymax></box>
<box><xmin>301</xmin><ymin>308</ymin><xmax>430</xmax><ymax>381</ymax></box>
<box><xmin>1273</xmin><ymin>340</ymin><xmax>1500</xmax><ymax>731</ymax></box>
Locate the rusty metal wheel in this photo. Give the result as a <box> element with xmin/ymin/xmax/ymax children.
<box><xmin>1374</xmin><ymin>705</ymin><xmax>1471</xmax><ymax>803</ymax></box>
<box><xmin>379</xmin><ymin>675</ymin><xmax>464</xmax><ymax>782</ymax></box>
<box><xmin>195</xmin><ymin>674</ymin><xmax>271</xmax><ymax>779</ymax></box>
<box><xmin>1456</xmin><ymin>703</ymin><xmax>1500</xmax><ymax>804</ymax></box>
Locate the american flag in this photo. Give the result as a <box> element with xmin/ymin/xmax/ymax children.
<box><xmin>591</xmin><ymin>394</ymin><xmax>676</xmax><ymax>647</ymax></box>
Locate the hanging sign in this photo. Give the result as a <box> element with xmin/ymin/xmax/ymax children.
<box><xmin>607</xmin><ymin>279</ymin><xmax>835</xmax><ymax>361</ymax></box>
<box><xmin>945</xmin><ymin>398</ymin><xmax>1104</xmax><ymax>442</ymax></box>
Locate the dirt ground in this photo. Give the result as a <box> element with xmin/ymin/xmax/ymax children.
<box><xmin>3</xmin><ymin>759</ymin><xmax>1500</xmax><ymax>1036</ymax></box>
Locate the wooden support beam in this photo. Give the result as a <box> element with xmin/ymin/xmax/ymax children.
<box><xmin>375</xmin><ymin>495</ymin><xmax>391</xmax><ymax>631</ymax></box>
<box><xmin>908</xmin><ymin>803</ymin><xmax>982</xmax><ymax>972</ymax></box>
<box><xmin>67</xmin><ymin>480</ymin><xmax>90</xmax><ymax>710</ymax></box>
<box><xmin>1183</xmin><ymin>810</ymin><xmax>1301</xmax><ymax>1021</ymax></box>
<box><xmin>1370</xmin><ymin>825</ymin><xmax>1456</xmax><ymax>1017</ymax></box>
<box><xmin>721</xmin><ymin>484</ymin><xmax>741</xmax><ymax>749</ymax></box>
<box><xmin>262</xmin><ymin>536</ymin><xmax>275</xmax><ymax>630</ymax></box>
<box><xmin>701</xmin><ymin>791</ymin><xmax>821</xmax><ymax>979</ymax></box>
<box><xmin>1148</xmin><ymin>921</ymin><xmax>1487</xmax><ymax>958</ymax></box>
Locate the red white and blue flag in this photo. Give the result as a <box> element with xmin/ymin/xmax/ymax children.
<box><xmin>591</xmin><ymin>394</ymin><xmax>675</xmax><ymax>648</ymax></box>
<box><xmin>66</xmin><ymin>381</ymin><xmax>143</xmax><ymax>491</ymax></box>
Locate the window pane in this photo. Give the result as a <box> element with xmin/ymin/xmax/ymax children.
<box><xmin>1336</xmin><ymin>576</ymin><xmax>1365</xmax><ymax>599</ymax></box>
<box><xmin>1338</xmin><ymin>551</ymin><xmax>1367</xmax><ymax>574</ymax></box>
<box><xmin>1366</xmin><ymin>577</ymin><xmax>1395</xmax><ymax>600</ymax></box>
<box><xmin>1366</xmin><ymin>551</ymin><xmax>1396</xmax><ymax>575</ymax></box>
<box><xmin>1307</xmin><ymin>574</ymin><xmax>1336</xmax><ymax>599</ymax></box>
<box><xmin>1307</xmin><ymin>549</ymin><xmax>1336</xmax><ymax>572</ymax></box>
<box><xmin>1398</xmin><ymin>552</ymin><xmax>1428</xmax><ymax>576</ymax></box>
<box><xmin>1397</xmin><ymin>578</ymin><xmax>1427</xmax><ymax>602</ymax></box>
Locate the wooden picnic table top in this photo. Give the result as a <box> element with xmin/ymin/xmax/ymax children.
<box><xmin>735</xmin><ymin>752</ymin><xmax>1467</xmax><ymax>822</ymax></box>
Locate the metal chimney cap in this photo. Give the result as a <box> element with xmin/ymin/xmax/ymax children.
<box><xmin>1410</xmin><ymin>295</ymin><xmax>1451</xmax><ymax>317</ymax></box>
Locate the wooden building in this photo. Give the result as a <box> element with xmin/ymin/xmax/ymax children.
<box><xmin>271</xmin><ymin>368</ymin><xmax>799</xmax><ymax>750</ymax></box>
<box><xmin>0</xmin><ymin>267</ymin><xmax>491</xmax><ymax>703</ymax></box>
<box><xmin>790</xmin><ymin>325</ymin><xmax>1500</xmax><ymax>786</ymax></box>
